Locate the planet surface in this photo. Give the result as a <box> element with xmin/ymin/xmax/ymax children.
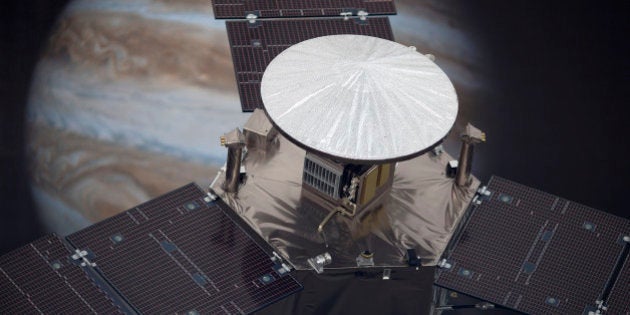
<box><xmin>27</xmin><ymin>0</ymin><xmax>485</xmax><ymax>236</ymax></box>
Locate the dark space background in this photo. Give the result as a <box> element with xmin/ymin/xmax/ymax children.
<box><xmin>1</xmin><ymin>0</ymin><xmax>69</xmax><ymax>254</ymax></box>
<box><xmin>1</xmin><ymin>1</ymin><xmax>628</xmax><ymax>314</ymax></box>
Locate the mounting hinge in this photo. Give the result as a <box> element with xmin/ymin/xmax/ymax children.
<box><xmin>357</xmin><ymin>10</ymin><xmax>369</xmax><ymax>21</ymax></box>
<box><xmin>472</xmin><ymin>185</ymin><xmax>492</xmax><ymax>205</ymax></box>
<box><xmin>339</xmin><ymin>9</ymin><xmax>369</xmax><ymax>21</ymax></box>
<box><xmin>244</xmin><ymin>11</ymin><xmax>261</xmax><ymax>27</ymax></box>
<box><xmin>204</xmin><ymin>191</ymin><xmax>217</xmax><ymax>202</ymax></box>
<box><xmin>271</xmin><ymin>251</ymin><xmax>283</xmax><ymax>262</ymax></box>
<box><xmin>71</xmin><ymin>249</ymin><xmax>96</xmax><ymax>267</ymax></box>
<box><xmin>270</xmin><ymin>251</ymin><xmax>292</xmax><ymax>275</ymax></box>
<box><xmin>585</xmin><ymin>300</ymin><xmax>608</xmax><ymax>315</ymax></box>
<box><xmin>437</xmin><ymin>258</ymin><xmax>453</xmax><ymax>269</ymax></box>
<box><xmin>307</xmin><ymin>252</ymin><xmax>332</xmax><ymax>274</ymax></box>
<box><xmin>246</xmin><ymin>13</ymin><xmax>257</xmax><ymax>23</ymax></box>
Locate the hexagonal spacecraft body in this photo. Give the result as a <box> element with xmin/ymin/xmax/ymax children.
<box><xmin>261</xmin><ymin>35</ymin><xmax>458</xmax><ymax>217</ymax></box>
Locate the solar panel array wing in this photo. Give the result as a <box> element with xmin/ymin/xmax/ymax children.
<box><xmin>227</xmin><ymin>17</ymin><xmax>394</xmax><ymax>111</ymax></box>
<box><xmin>67</xmin><ymin>183</ymin><xmax>302</xmax><ymax>314</ymax></box>
<box><xmin>435</xmin><ymin>176</ymin><xmax>630</xmax><ymax>314</ymax></box>
<box><xmin>0</xmin><ymin>234</ymin><xmax>122</xmax><ymax>314</ymax></box>
<box><xmin>211</xmin><ymin>0</ymin><xmax>396</xmax><ymax>19</ymax></box>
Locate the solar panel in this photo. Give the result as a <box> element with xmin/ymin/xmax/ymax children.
<box><xmin>211</xmin><ymin>0</ymin><xmax>397</xmax><ymax>19</ymax></box>
<box><xmin>67</xmin><ymin>183</ymin><xmax>302</xmax><ymax>314</ymax></box>
<box><xmin>0</xmin><ymin>234</ymin><xmax>122</xmax><ymax>314</ymax></box>
<box><xmin>606</xmin><ymin>254</ymin><xmax>630</xmax><ymax>314</ymax></box>
<box><xmin>226</xmin><ymin>17</ymin><xmax>394</xmax><ymax>111</ymax></box>
<box><xmin>435</xmin><ymin>176</ymin><xmax>630</xmax><ymax>314</ymax></box>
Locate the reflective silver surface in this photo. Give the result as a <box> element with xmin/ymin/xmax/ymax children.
<box><xmin>261</xmin><ymin>35</ymin><xmax>459</xmax><ymax>163</ymax></box>
<box><xmin>211</xmin><ymin>135</ymin><xmax>478</xmax><ymax>270</ymax></box>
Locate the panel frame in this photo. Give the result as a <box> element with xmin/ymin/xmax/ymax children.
<box><xmin>211</xmin><ymin>0</ymin><xmax>397</xmax><ymax>19</ymax></box>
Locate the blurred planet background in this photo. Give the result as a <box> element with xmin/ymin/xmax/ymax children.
<box><xmin>1</xmin><ymin>0</ymin><xmax>627</xmax><ymax>259</ymax></box>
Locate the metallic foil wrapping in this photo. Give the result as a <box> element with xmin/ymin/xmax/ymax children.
<box><xmin>211</xmin><ymin>135</ymin><xmax>478</xmax><ymax>270</ymax></box>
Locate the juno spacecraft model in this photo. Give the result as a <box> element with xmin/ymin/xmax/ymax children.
<box><xmin>210</xmin><ymin>33</ymin><xmax>482</xmax><ymax>272</ymax></box>
<box><xmin>1</xmin><ymin>1</ymin><xmax>628</xmax><ymax>315</ymax></box>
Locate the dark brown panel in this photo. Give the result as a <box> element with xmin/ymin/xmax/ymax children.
<box><xmin>67</xmin><ymin>183</ymin><xmax>302</xmax><ymax>314</ymax></box>
<box><xmin>435</xmin><ymin>176</ymin><xmax>630</xmax><ymax>314</ymax></box>
<box><xmin>0</xmin><ymin>234</ymin><xmax>122</xmax><ymax>314</ymax></box>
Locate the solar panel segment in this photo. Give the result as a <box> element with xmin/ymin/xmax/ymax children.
<box><xmin>0</xmin><ymin>234</ymin><xmax>122</xmax><ymax>314</ymax></box>
<box><xmin>605</xmin><ymin>244</ymin><xmax>630</xmax><ymax>314</ymax></box>
<box><xmin>211</xmin><ymin>0</ymin><xmax>396</xmax><ymax>19</ymax></box>
<box><xmin>227</xmin><ymin>17</ymin><xmax>394</xmax><ymax>111</ymax></box>
<box><xmin>67</xmin><ymin>183</ymin><xmax>302</xmax><ymax>314</ymax></box>
<box><xmin>435</xmin><ymin>176</ymin><xmax>630</xmax><ymax>314</ymax></box>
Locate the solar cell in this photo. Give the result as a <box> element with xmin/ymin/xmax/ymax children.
<box><xmin>227</xmin><ymin>17</ymin><xmax>394</xmax><ymax>111</ymax></box>
<box><xmin>0</xmin><ymin>234</ymin><xmax>122</xmax><ymax>314</ymax></box>
<box><xmin>211</xmin><ymin>0</ymin><xmax>396</xmax><ymax>19</ymax></box>
<box><xmin>67</xmin><ymin>183</ymin><xmax>302</xmax><ymax>314</ymax></box>
<box><xmin>435</xmin><ymin>176</ymin><xmax>630</xmax><ymax>314</ymax></box>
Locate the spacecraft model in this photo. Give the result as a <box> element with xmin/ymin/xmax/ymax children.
<box><xmin>210</xmin><ymin>33</ymin><xmax>479</xmax><ymax>272</ymax></box>
<box><xmin>1</xmin><ymin>1</ymin><xmax>628</xmax><ymax>315</ymax></box>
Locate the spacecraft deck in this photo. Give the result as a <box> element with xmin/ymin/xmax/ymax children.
<box><xmin>210</xmin><ymin>134</ymin><xmax>479</xmax><ymax>270</ymax></box>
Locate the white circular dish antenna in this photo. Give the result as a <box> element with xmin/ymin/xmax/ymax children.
<box><xmin>261</xmin><ymin>35</ymin><xmax>458</xmax><ymax>162</ymax></box>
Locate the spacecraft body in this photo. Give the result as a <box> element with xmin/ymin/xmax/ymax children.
<box><xmin>301</xmin><ymin>152</ymin><xmax>395</xmax><ymax>217</ymax></box>
<box><xmin>211</xmin><ymin>35</ymin><xmax>479</xmax><ymax>270</ymax></box>
<box><xmin>242</xmin><ymin>109</ymin><xmax>278</xmax><ymax>152</ymax></box>
<box><xmin>258</xmin><ymin>34</ymin><xmax>461</xmax><ymax>224</ymax></box>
